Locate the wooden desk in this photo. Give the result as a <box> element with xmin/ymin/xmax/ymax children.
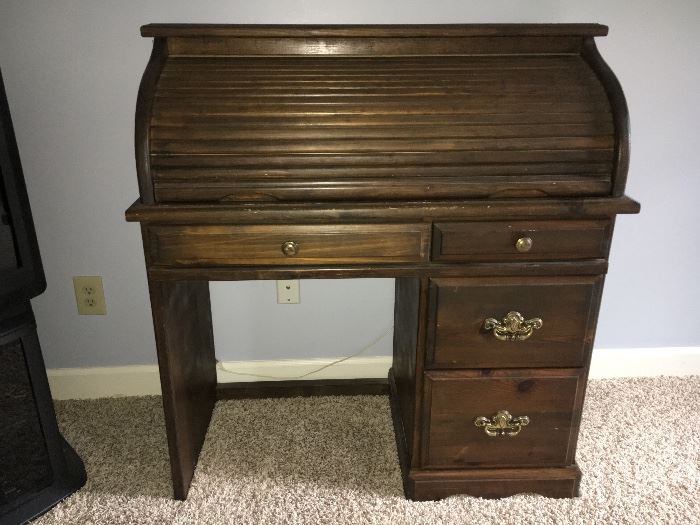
<box><xmin>126</xmin><ymin>24</ymin><xmax>639</xmax><ymax>501</ymax></box>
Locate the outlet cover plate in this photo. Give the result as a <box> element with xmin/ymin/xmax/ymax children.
<box><xmin>276</xmin><ymin>279</ymin><xmax>300</xmax><ymax>304</ymax></box>
<box><xmin>73</xmin><ymin>276</ymin><xmax>107</xmax><ymax>315</ymax></box>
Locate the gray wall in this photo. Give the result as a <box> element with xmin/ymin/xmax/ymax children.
<box><xmin>0</xmin><ymin>1</ymin><xmax>697</xmax><ymax>368</ymax></box>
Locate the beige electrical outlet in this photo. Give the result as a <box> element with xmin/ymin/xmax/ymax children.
<box><xmin>73</xmin><ymin>276</ymin><xmax>107</xmax><ymax>315</ymax></box>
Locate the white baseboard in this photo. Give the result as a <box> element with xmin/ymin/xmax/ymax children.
<box><xmin>47</xmin><ymin>347</ymin><xmax>700</xmax><ymax>400</ymax></box>
<box><xmin>588</xmin><ymin>346</ymin><xmax>700</xmax><ymax>379</ymax></box>
<box><xmin>48</xmin><ymin>364</ymin><xmax>163</xmax><ymax>400</ymax></box>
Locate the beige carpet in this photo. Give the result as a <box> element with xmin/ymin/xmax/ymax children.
<box><xmin>35</xmin><ymin>376</ymin><xmax>699</xmax><ymax>524</ymax></box>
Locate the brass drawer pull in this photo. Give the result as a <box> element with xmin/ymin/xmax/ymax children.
<box><xmin>484</xmin><ymin>311</ymin><xmax>542</xmax><ymax>341</ymax></box>
<box><xmin>281</xmin><ymin>240</ymin><xmax>298</xmax><ymax>256</ymax></box>
<box><xmin>474</xmin><ymin>410</ymin><xmax>530</xmax><ymax>437</ymax></box>
<box><xmin>515</xmin><ymin>236</ymin><xmax>533</xmax><ymax>252</ymax></box>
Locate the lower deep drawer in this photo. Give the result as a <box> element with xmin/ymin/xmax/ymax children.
<box><xmin>422</xmin><ymin>368</ymin><xmax>584</xmax><ymax>469</ymax></box>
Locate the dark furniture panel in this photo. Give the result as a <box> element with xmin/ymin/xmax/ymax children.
<box><xmin>0</xmin><ymin>333</ymin><xmax>53</xmax><ymax>506</ymax></box>
<box><xmin>405</xmin><ymin>465</ymin><xmax>581</xmax><ymax>500</ymax></box>
<box><xmin>0</xmin><ymin>71</ymin><xmax>45</xmax><ymax>304</ymax></box>
<box><xmin>0</xmin><ymin>307</ymin><xmax>86</xmax><ymax>524</ymax></box>
<box><xmin>427</xmin><ymin>275</ymin><xmax>604</xmax><ymax>368</ymax></box>
<box><xmin>422</xmin><ymin>369</ymin><xmax>584</xmax><ymax>468</ymax></box>
<box><xmin>432</xmin><ymin>220</ymin><xmax>611</xmax><ymax>262</ymax></box>
<box><xmin>0</xmin><ymin>183</ymin><xmax>19</xmax><ymax>272</ymax></box>
<box><xmin>148</xmin><ymin>224</ymin><xmax>430</xmax><ymax>267</ymax></box>
<box><xmin>147</xmin><ymin>280</ymin><xmax>216</xmax><ymax>500</ymax></box>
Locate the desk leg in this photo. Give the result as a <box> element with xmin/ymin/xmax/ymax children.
<box><xmin>148</xmin><ymin>280</ymin><xmax>216</xmax><ymax>500</ymax></box>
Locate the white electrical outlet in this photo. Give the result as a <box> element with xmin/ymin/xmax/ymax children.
<box><xmin>73</xmin><ymin>276</ymin><xmax>107</xmax><ymax>315</ymax></box>
<box><xmin>276</xmin><ymin>280</ymin><xmax>300</xmax><ymax>304</ymax></box>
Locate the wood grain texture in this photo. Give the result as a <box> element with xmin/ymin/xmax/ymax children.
<box><xmin>141</xmin><ymin>24</ymin><xmax>609</xmax><ymax>38</ymax></box>
<box><xmin>148</xmin><ymin>224</ymin><xmax>430</xmax><ymax>267</ymax></box>
<box><xmin>432</xmin><ymin>220</ymin><xmax>611</xmax><ymax>262</ymax></box>
<box><xmin>582</xmin><ymin>37</ymin><xmax>630</xmax><ymax>197</ymax></box>
<box><xmin>147</xmin><ymin>280</ymin><xmax>216</xmax><ymax>500</ymax></box>
<box><xmin>426</xmin><ymin>276</ymin><xmax>604</xmax><ymax>369</ymax></box>
<box><xmin>421</xmin><ymin>369</ymin><xmax>585</xmax><ymax>468</ymax></box>
<box><xmin>125</xmin><ymin>196</ymin><xmax>640</xmax><ymax>224</ymax></box>
<box><xmin>145</xmin><ymin>259</ymin><xmax>610</xmax><ymax>282</ymax></box>
<box><xmin>165</xmin><ymin>36</ymin><xmax>587</xmax><ymax>56</ymax></box>
<box><xmin>134</xmin><ymin>38</ymin><xmax>167</xmax><ymax>204</ymax></box>
<box><xmin>132</xmin><ymin>24</ymin><xmax>631</xmax><ymax>203</ymax></box>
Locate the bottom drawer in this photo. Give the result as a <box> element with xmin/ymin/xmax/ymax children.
<box><xmin>422</xmin><ymin>369</ymin><xmax>584</xmax><ymax>469</ymax></box>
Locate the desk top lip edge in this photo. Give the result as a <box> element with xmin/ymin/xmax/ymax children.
<box><xmin>140</xmin><ymin>23</ymin><xmax>609</xmax><ymax>39</ymax></box>
<box><xmin>125</xmin><ymin>196</ymin><xmax>640</xmax><ymax>223</ymax></box>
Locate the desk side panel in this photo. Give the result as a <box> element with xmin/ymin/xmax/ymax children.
<box><xmin>147</xmin><ymin>279</ymin><xmax>216</xmax><ymax>500</ymax></box>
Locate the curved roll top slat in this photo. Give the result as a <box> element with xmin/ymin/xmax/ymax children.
<box><xmin>135</xmin><ymin>25</ymin><xmax>628</xmax><ymax>204</ymax></box>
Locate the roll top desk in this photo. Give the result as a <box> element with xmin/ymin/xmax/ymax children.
<box><xmin>125</xmin><ymin>24</ymin><xmax>639</xmax><ymax>501</ymax></box>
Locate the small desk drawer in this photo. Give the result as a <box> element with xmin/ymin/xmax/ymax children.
<box><xmin>432</xmin><ymin>220</ymin><xmax>611</xmax><ymax>261</ymax></box>
<box><xmin>426</xmin><ymin>276</ymin><xmax>603</xmax><ymax>369</ymax></box>
<box><xmin>148</xmin><ymin>224</ymin><xmax>430</xmax><ymax>267</ymax></box>
<box><xmin>423</xmin><ymin>369</ymin><xmax>583</xmax><ymax>469</ymax></box>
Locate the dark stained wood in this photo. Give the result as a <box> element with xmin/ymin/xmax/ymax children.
<box><xmin>133</xmin><ymin>26</ymin><xmax>626</xmax><ymax>204</ymax></box>
<box><xmin>217</xmin><ymin>378</ymin><xmax>388</xmax><ymax>399</ymax></box>
<box><xmin>134</xmin><ymin>38</ymin><xmax>167</xmax><ymax>204</ymax></box>
<box><xmin>392</xmin><ymin>278</ymin><xmax>421</xmax><ymax>456</ymax></box>
<box><xmin>145</xmin><ymin>259</ymin><xmax>610</xmax><ymax>281</ymax></box>
<box><xmin>406</xmin><ymin>465</ymin><xmax>581</xmax><ymax>500</ymax></box>
<box><xmin>153</xmin><ymin>177</ymin><xmax>612</xmax><ymax>203</ymax></box>
<box><xmin>166</xmin><ymin>36</ymin><xmax>587</xmax><ymax>56</ymax></box>
<box><xmin>129</xmin><ymin>24</ymin><xmax>639</xmax><ymax>503</ymax></box>
<box><xmin>147</xmin><ymin>279</ymin><xmax>217</xmax><ymax>500</ymax></box>
<box><xmin>432</xmin><ymin>220</ymin><xmax>611</xmax><ymax>262</ymax></box>
<box><xmin>426</xmin><ymin>276</ymin><xmax>604</xmax><ymax>368</ymax></box>
<box><xmin>421</xmin><ymin>369</ymin><xmax>585</xmax><ymax>468</ymax></box>
<box><xmin>125</xmin><ymin>196</ymin><xmax>640</xmax><ymax>224</ymax></box>
<box><xmin>147</xmin><ymin>224</ymin><xmax>430</xmax><ymax>267</ymax></box>
<box><xmin>582</xmin><ymin>37</ymin><xmax>630</xmax><ymax>197</ymax></box>
<box><xmin>389</xmin><ymin>367</ymin><xmax>413</xmax><ymax>497</ymax></box>
<box><xmin>141</xmin><ymin>24</ymin><xmax>609</xmax><ymax>38</ymax></box>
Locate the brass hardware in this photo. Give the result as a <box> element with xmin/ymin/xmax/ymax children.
<box><xmin>483</xmin><ymin>311</ymin><xmax>542</xmax><ymax>341</ymax></box>
<box><xmin>281</xmin><ymin>241</ymin><xmax>298</xmax><ymax>257</ymax></box>
<box><xmin>515</xmin><ymin>236</ymin><xmax>533</xmax><ymax>252</ymax></box>
<box><xmin>474</xmin><ymin>410</ymin><xmax>530</xmax><ymax>437</ymax></box>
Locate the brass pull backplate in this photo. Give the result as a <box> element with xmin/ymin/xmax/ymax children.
<box><xmin>474</xmin><ymin>410</ymin><xmax>530</xmax><ymax>437</ymax></box>
<box><xmin>484</xmin><ymin>311</ymin><xmax>542</xmax><ymax>341</ymax></box>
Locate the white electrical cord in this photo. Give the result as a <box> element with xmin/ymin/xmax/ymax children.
<box><xmin>216</xmin><ymin>325</ymin><xmax>393</xmax><ymax>380</ymax></box>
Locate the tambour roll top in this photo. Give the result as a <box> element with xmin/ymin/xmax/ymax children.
<box><xmin>135</xmin><ymin>24</ymin><xmax>629</xmax><ymax>205</ymax></box>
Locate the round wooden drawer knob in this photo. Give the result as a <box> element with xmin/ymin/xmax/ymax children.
<box><xmin>281</xmin><ymin>240</ymin><xmax>299</xmax><ymax>256</ymax></box>
<box><xmin>515</xmin><ymin>237</ymin><xmax>533</xmax><ymax>253</ymax></box>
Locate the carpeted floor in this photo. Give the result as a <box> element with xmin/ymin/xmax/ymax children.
<box><xmin>34</xmin><ymin>376</ymin><xmax>699</xmax><ymax>524</ymax></box>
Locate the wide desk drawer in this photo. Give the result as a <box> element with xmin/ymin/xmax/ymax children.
<box><xmin>426</xmin><ymin>276</ymin><xmax>603</xmax><ymax>369</ymax></box>
<box><xmin>432</xmin><ymin>220</ymin><xmax>611</xmax><ymax>261</ymax></box>
<box><xmin>148</xmin><ymin>224</ymin><xmax>430</xmax><ymax>266</ymax></box>
<box><xmin>423</xmin><ymin>369</ymin><xmax>583</xmax><ymax>469</ymax></box>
